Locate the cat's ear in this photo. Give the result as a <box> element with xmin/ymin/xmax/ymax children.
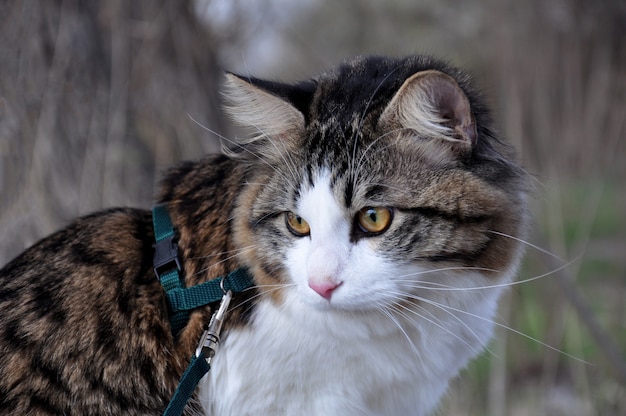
<box><xmin>223</xmin><ymin>73</ymin><xmax>305</xmax><ymax>150</ymax></box>
<box><xmin>379</xmin><ymin>70</ymin><xmax>477</xmax><ymax>151</ymax></box>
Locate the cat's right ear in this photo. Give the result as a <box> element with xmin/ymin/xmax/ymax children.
<box><xmin>223</xmin><ymin>73</ymin><xmax>305</xmax><ymax>157</ymax></box>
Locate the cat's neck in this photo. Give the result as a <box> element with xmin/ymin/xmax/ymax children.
<box><xmin>203</xmin><ymin>284</ymin><xmax>501</xmax><ymax>416</ymax></box>
<box><xmin>158</xmin><ymin>156</ymin><xmax>246</xmax><ymax>286</ymax></box>
<box><xmin>155</xmin><ymin>155</ymin><xmax>253</xmax><ymax>356</ymax></box>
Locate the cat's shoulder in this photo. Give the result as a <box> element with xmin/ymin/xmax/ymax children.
<box><xmin>157</xmin><ymin>153</ymin><xmax>244</xmax><ymax>203</ymax></box>
<box><xmin>0</xmin><ymin>207</ymin><xmax>154</xmax><ymax>282</ymax></box>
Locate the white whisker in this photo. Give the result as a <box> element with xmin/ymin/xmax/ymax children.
<box><xmin>190</xmin><ymin>245</ymin><xmax>259</xmax><ymax>278</ymax></box>
<box><xmin>395</xmin><ymin>256</ymin><xmax>580</xmax><ymax>292</ymax></box>
<box><xmin>396</xmin><ymin>266</ymin><xmax>500</xmax><ymax>280</ymax></box>
<box><xmin>230</xmin><ymin>283</ymin><xmax>297</xmax><ymax>312</ymax></box>
<box><xmin>387</xmin><ymin>291</ymin><xmax>491</xmax><ymax>357</ymax></box>
<box><xmin>186</xmin><ymin>245</ymin><xmax>258</xmax><ymax>262</ymax></box>
<box><xmin>353</xmin><ymin>128</ymin><xmax>405</xmax><ymax>180</ymax></box>
<box><xmin>408</xmin><ymin>292</ymin><xmax>591</xmax><ymax>365</ymax></box>
<box><xmin>188</xmin><ymin>114</ymin><xmax>294</xmax><ymax>187</ymax></box>
<box><xmin>350</xmin><ymin>64</ymin><xmax>403</xmax><ymax>192</ymax></box>
<box><xmin>487</xmin><ymin>230</ymin><xmax>565</xmax><ymax>262</ymax></box>
<box><xmin>246</xmin><ymin>122</ymin><xmax>301</xmax><ymax>187</ymax></box>
<box><xmin>375</xmin><ymin>302</ymin><xmax>422</xmax><ymax>361</ymax></box>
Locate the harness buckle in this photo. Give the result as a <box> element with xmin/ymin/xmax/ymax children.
<box><xmin>153</xmin><ymin>235</ymin><xmax>181</xmax><ymax>279</ymax></box>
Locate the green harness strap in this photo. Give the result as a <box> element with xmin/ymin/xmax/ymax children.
<box><xmin>152</xmin><ymin>204</ymin><xmax>188</xmax><ymax>335</ymax></box>
<box><xmin>152</xmin><ymin>205</ymin><xmax>255</xmax><ymax>416</ymax></box>
<box><xmin>163</xmin><ymin>354</ymin><xmax>210</xmax><ymax>416</ymax></box>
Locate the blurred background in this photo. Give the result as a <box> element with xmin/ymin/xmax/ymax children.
<box><xmin>0</xmin><ymin>0</ymin><xmax>624</xmax><ymax>414</ymax></box>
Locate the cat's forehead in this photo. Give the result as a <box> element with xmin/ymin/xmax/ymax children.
<box><xmin>309</xmin><ymin>56</ymin><xmax>460</xmax><ymax>124</ymax></box>
<box><xmin>310</xmin><ymin>58</ymin><xmax>403</xmax><ymax>126</ymax></box>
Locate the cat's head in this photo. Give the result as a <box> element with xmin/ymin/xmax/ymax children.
<box><xmin>226</xmin><ymin>56</ymin><xmax>528</xmax><ymax>316</ymax></box>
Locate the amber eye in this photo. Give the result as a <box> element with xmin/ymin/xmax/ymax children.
<box><xmin>357</xmin><ymin>207</ymin><xmax>393</xmax><ymax>235</ymax></box>
<box><xmin>285</xmin><ymin>212</ymin><xmax>311</xmax><ymax>237</ymax></box>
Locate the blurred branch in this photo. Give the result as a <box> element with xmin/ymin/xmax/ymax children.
<box><xmin>537</xmin><ymin>235</ymin><xmax>626</xmax><ymax>385</ymax></box>
<box><xmin>0</xmin><ymin>0</ymin><xmax>228</xmax><ymax>264</ymax></box>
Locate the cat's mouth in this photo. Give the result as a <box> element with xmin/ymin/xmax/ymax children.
<box><xmin>299</xmin><ymin>285</ymin><xmax>388</xmax><ymax>313</ymax></box>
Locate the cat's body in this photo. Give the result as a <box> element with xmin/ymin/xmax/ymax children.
<box><xmin>0</xmin><ymin>55</ymin><xmax>528</xmax><ymax>415</ymax></box>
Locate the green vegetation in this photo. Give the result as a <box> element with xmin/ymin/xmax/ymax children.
<box><xmin>445</xmin><ymin>181</ymin><xmax>626</xmax><ymax>415</ymax></box>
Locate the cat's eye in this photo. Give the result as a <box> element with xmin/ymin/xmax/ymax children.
<box><xmin>356</xmin><ymin>207</ymin><xmax>393</xmax><ymax>235</ymax></box>
<box><xmin>285</xmin><ymin>212</ymin><xmax>311</xmax><ymax>237</ymax></box>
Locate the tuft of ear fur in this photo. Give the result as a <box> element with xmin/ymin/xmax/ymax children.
<box><xmin>222</xmin><ymin>74</ymin><xmax>305</xmax><ymax>158</ymax></box>
<box><xmin>379</xmin><ymin>70</ymin><xmax>477</xmax><ymax>152</ymax></box>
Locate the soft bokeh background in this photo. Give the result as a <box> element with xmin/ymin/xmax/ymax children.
<box><xmin>1</xmin><ymin>1</ymin><xmax>624</xmax><ymax>414</ymax></box>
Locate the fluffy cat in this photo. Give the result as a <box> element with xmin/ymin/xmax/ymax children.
<box><xmin>0</xmin><ymin>55</ymin><xmax>528</xmax><ymax>415</ymax></box>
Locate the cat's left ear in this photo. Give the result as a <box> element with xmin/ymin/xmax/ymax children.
<box><xmin>223</xmin><ymin>73</ymin><xmax>305</xmax><ymax>154</ymax></box>
<box><xmin>379</xmin><ymin>70</ymin><xmax>477</xmax><ymax>151</ymax></box>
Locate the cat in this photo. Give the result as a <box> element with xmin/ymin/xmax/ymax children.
<box><xmin>0</xmin><ymin>55</ymin><xmax>529</xmax><ymax>415</ymax></box>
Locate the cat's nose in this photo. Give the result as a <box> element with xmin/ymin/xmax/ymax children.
<box><xmin>308</xmin><ymin>280</ymin><xmax>343</xmax><ymax>300</ymax></box>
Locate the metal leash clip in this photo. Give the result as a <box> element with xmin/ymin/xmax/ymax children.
<box><xmin>195</xmin><ymin>279</ymin><xmax>232</xmax><ymax>365</ymax></box>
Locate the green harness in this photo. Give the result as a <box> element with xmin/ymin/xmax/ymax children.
<box><xmin>152</xmin><ymin>205</ymin><xmax>254</xmax><ymax>416</ymax></box>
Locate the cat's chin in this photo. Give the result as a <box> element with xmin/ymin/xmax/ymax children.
<box><xmin>280</xmin><ymin>293</ymin><xmax>402</xmax><ymax>340</ymax></box>
<box><xmin>298</xmin><ymin>295</ymin><xmax>350</xmax><ymax>312</ymax></box>
<box><xmin>296</xmin><ymin>289</ymin><xmax>385</xmax><ymax>314</ymax></box>
<box><xmin>304</xmin><ymin>298</ymin><xmax>360</xmax><ymax>312</ymax></box>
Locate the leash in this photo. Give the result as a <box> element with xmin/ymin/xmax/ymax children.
<box><xmin>152</xmin><ymin>205</ymin><xmax>255</xmax><ymax>416</ymax></box>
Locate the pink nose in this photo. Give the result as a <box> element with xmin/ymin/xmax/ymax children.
<box><xmin>308</xmin><ymin>280</ymin><xmax>342</xmax><ymax>300</ymax></box>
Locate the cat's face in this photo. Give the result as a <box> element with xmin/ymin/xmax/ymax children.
<box><xmin>229</xmin><ymin>56</ymin><xmax>528</xmax><ymax>315</ymax></box>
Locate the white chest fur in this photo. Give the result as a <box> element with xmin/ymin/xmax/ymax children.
<box><xmin>197</xmin><ymin>172</ymin><xmax>514</xmax><ymax>415</ymax></box>
<box><xmin>198</xmin><ymin>284</ymin><xmax>501</xmax><ymax>416</ymax></box>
